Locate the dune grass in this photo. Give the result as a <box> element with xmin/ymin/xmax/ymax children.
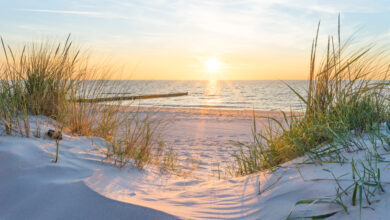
<box><xmin>0</xmin><ymin>35</ymin><xmax>78</xmax><ymax>119</ymax></box>
<box><xmin>211</xmin><ymin>17</ymin><xmax>390</xmax><ymax>219</ymax></box>
<box><xmin>0</xmin><ymin>35</ymin><xmax>176</xmax><ymax>171</ymax></box>
<box><xmin>226</xmin><ymin>17</ymin><xmax>390</xmax><ymax>218</ymax></box>
<box><xmin>286</xmin><ymin>125</ymin><xmax>389</xmax><ymax>219</ymax></box>
<box><xmin>231</xmin><ymin>20</ymin><xmax>390</xmax><ymax>176</ymax></box>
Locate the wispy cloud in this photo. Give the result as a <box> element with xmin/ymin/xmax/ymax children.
<box><xmin>3</xmin><ymin>0</ymin><xmax>389</xmax><ymax>79</ymax></box>
<box><xmin>19</xmin><ymin>9</ymin><xmax>128</xmax><ymax>19</ymax></box>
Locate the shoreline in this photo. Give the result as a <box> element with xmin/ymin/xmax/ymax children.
<box><xmin>121</xmin><ymin>105</ymin><xmax>301</xmax><ymax>119</ymax></box>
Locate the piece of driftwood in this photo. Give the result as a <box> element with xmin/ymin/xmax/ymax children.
<box><xmin>47</xmin><ymin>129</ymin><xmax>63</xmax><ymax>140</ymax></box>
<box><xmin>76</xmin><ymin>92</ymin><xmax>188</xmax><ymax>103</ymax></box>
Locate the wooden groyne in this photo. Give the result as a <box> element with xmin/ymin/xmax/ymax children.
<box><xmin>76</xmin><ymin>92</ymin><xmax>188</xmax><ymax>103</ymax></box>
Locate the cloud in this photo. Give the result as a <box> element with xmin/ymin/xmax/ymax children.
<box><xmin>19</xmin><ymin>9</ymin><xmax>128</xmax><ymax>19</ymax></box>
<box><xmin>13</xmin><ymin>1</ymin><xmax>390</xmax><ymax>54</ymax></box>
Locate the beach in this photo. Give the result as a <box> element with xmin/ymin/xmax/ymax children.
<box><xmin>1</xmin><ymin>107</ymin><xmax>390</xmax><ymax>219</ymax></box>
<box><xmin>3</xmin><ymin>2</ymin><xmax>390</xmax><ymax>219</ymax></box>
<box><xmin>0</xmin><ymin>107</ymin><xmax>268</xmax><ymax>219</ymax></box>
<box><xmin>124</xmin><ymin>107</ymin><xmax>286</xmax><ymax>179</ymax></box>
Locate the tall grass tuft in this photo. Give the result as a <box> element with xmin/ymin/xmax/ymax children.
<box><xmin>0</xmin><ymin>35</ymin><xmax>80</xmax><ymax>120</ymax></box>
<box><xmin>109</xmin><ymin>110</ymin><xmax>167</xmax><ymax>170</ymax></box>
<box><xmin>0</xmin><ymin>36</ymin><xmax>173</xmax><ymax>171</ymax></box>
<box><xmin>231</xmin><ymin>17</ymin><xmax>390</xmax><ymax>176</ymax></box>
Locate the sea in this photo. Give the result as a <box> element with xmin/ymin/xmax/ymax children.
<box><xmin>100</xmin><ymin>80</ymin><xmax>308</xmax><ymax>111</ymax></box>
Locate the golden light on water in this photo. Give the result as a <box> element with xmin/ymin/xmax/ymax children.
<box><xmin>205</xmin><ymin>79</ymin><xmax>218</xmax><ymax>96</ymax></box>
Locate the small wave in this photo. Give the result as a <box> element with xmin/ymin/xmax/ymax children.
<box><xmin>223</xmin><ymin>101</ymin><xmax>249</xmax><ymax>104</ymax></box>
<box><xmin>197</xmin><ymin>104</ymin><xmax>236</xmax><ymax>108</ymax></box>
<box><xmin>199</xmin><ymin>97</ymin><xmax>219</xmax><ymax>100</ymax></box>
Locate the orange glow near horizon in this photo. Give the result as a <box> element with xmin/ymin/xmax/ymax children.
<box><xmin>106</xmin><ymin>51</ymin><xmax>309</xmax><ymax>81</ymax></box>
<box><xmin>6</xmin><ymin>1</ymin><xmax>389</xmax><ymax>81</ymax></box>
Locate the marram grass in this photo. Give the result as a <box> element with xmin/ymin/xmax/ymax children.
<box><xmin>0</xmin><ymin>35</ymin><xmax>176</xmax><ymax>171</ymax></box>
<box><xmin>231</xmin><ymin>19</ymin><xmax>390</xmax><ymax>176</ymax></box>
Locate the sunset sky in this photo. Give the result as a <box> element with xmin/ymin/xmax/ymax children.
<box><xmin>2</xmin><ymin>0</ymin><xmax>390</xmax><ymax>80</ymax></box>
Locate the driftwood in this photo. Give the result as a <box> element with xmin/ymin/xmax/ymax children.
<box><xmin>76</xmin><ymin>92</ymin><xmax>188</xmax><ymax>103</ymax></box>
<box><xmin>47</xmin><ymin>129</ymin><xmax>63</xmax><ymax>140</ymax></box>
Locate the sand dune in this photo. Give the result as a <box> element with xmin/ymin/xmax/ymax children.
<box><xmin>1</xmin><ymin>109</ymin><xmax>389</xmax><ymax>219</ymax></box>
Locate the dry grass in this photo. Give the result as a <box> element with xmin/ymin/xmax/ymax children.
<box><xmin>231</xmin><ymin>18</ymin><xmax>390</xmax><ymax>176</ymax></box>
<box><xmin>0</xmin><ymin>35</ymin><xmax>175</xmax><ymax>171</ymax></box>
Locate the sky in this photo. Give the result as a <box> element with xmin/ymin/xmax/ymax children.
<box><xmin>1</xmin><ymin>0</ymin><xmax>390</xmax><ymax>80</ymax></box>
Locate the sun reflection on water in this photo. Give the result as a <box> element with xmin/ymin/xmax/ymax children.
<box><xmin>201</xmin><ymin>80</ymin><xmax>221</xmax><ymax>107</ymax></box>
<box><xmin>205</xmin><ymin>80</ymin><xmax>218</xmax><ymax>96</ymax></box>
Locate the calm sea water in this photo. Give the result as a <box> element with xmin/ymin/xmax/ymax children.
<box><xmin>102</xmin><ymin>80</ymin><xmax>308</xmax><ymax>111</ymax></box>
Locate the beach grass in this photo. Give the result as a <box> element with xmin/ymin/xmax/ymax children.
<box><xmin>286</xmin><ymin>126</ymin><xmax>388</xmax><ymax>219</ymax></box>
<box><xmin>0</xmin><ymin>35</ymin><xmax>175</xmax><ymax>171</ymax></box>
<box><xmin>231</xmin><ymin>18</ymin><xmax>390</xmax><ymax>176</ymax></box>
<box><xmin>224</xmin><ymin>17</ymin><xmax>390</xmax><ymax>218</ymax></box>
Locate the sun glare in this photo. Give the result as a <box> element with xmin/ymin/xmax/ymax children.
<box><xmin>205</xmin><ymin>58</ymin><xmax>221</xmax><ymax>73</ymax></box>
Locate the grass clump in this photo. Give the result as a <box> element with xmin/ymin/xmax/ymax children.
<box><xmin>0</xmin><ymin>35</ymin><xmax>78</xmax><ymax>120</ymax></box>
<box><xmin>232</xmin><ymin>18</ymin><xmax>390</xmax><ymax>176</ymax></box>
<box><xmin>287</xmin><ymin>128</ymin><xmax>387</xmax><ymax>219</ymax></box>
<box><xmin>0</xmin><ymin>36</ymin><xmax>174</xmax><ymax>171</ymax></box>
<box><xmin>109</xmin><ymin>110</ymin><xmax>165</xmax><ymax>170</ymax></box>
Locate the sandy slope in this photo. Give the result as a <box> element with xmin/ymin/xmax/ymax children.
<box><xmin>1</xmin><ymin>108</ymin><xmax>390</xmax><ymax>219</ymax></box>
<box><xmin>0</xmin><ymin>136</ymin><xmax>177</xmax><ymax>220</ymax></box>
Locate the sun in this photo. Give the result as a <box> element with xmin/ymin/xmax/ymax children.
<box><xmin>205</xmin><ymin>58</ymin><xmax>221</xmax><ymax>73</ymax></box>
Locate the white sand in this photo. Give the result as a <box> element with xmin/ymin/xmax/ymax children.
<box><xmin>1</xmin><ymin>108</ymin><xmax>390</xmax><ymax>219</ymax></box>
